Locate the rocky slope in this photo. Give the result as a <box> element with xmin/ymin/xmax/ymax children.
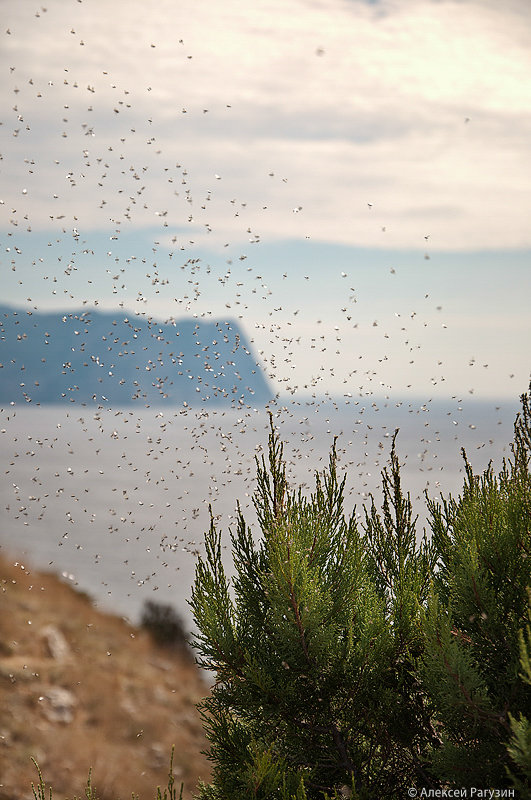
<box><xmin>0</xmin><ymin>553</ymin><xmax>211</xmax><ymax>799</ymax></box>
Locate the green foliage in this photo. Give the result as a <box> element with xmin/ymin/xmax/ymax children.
<box><xmin>31</xmin><ymin>758</ymin><xmax>53</xmax><ymax>800</ymax></box>
<box><xmin>423</xmin><ymin>387</ymin><xmax>531</xmax><ymax>789</ymax></box>
<box><xmin>156</xmin><ymin>747</ymin><xmax>184</xmax><ymax>800</ymax></box>
<box><xmin>191</xmin><ymin>388</ymin><xmax>531</xmax><ymax>797</ymax></box>
<box><xmin>190</xmin><ymin>416</ymin><xmax>440</xmax><ymax>798</ymax></box>
<box><xmin>506</xmin><ymin>593</ymin><xmax>531</xmax><ymax>797</ymax></box>
<box><xmin>31</xmin><ymin>759</ymin><xmax>98</xmax><ymax>800</ymax></box>
<box><xmin>29</xmin><ymin>749</ymin><xmax>184</xmax><ymax>800</ymax></box>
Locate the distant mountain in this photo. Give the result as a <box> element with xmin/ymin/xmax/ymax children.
<box><xmin>0</xmin><ymin>306</ymin><xmax>273</xmax><ymax>407</ymax></box>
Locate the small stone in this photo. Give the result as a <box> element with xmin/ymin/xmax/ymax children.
<box><xmin>0</xmin><ymin>728</ymin><xmax>13</xmax><ymax>747</ymax></box>
<box><xmin>39</xmin><ymin>686</ymin><xmax>77</xmax><ymax>723</ymax></box>
<box><xmin>42</xmin><ymin>625</ymin><xmax>70</xmax><ymax>660</ymax></box>
<box><xmin>148</xmin><ymin>742</ymin><xmax>166</xmax><ymax>769</ymax></box>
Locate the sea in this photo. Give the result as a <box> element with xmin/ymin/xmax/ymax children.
<box><xmin>0</xmin><ymin>395</ymin><xmax>521</xmax><ymax>632</ymax></box>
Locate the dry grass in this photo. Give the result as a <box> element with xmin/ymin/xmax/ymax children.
<box><xmin>0</xmin><ymin>553</ymin><xmax>211</xmax><ymax>800</ymax></box>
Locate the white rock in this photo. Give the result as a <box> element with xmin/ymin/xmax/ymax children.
<box><xmin>41</xmin><ymin>625</ymin><xmax>70</xmax><ymax>661</ymax></box>
<box><xmin>39</xmin><ymin>686</ymin><xmax>77</xmax><ymax>724</ymax></box>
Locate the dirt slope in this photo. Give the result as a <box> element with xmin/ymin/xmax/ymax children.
<box><xmin>0</xmin><ymin>554</ymin><xmax>211</xmax><ymax>799</ymax></box>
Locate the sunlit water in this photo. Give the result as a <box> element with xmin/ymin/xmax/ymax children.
<box><xmin>0</xmin><ymin>395</ymin><xmax>519</xmax><ymax>630</ymax></box>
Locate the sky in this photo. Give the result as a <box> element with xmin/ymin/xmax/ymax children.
<box><xmin>1</xmin><ymin>0</ymin><xmax>530</xmax><ymax>401</ymax></box>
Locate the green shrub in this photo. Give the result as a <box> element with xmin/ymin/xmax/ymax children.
<box><xmin>141</xmin><ymin>599</ymin><xmax>192</xmax><ymax>655</ymax></box>
<box><xmin>190</xmin><ymin>386</ymin><xmax>531</xmax><ymax>798</ymax></box>
<box><xmin>190</xmin><ymin>418</ymin><xmax>438</xmax><ymax>798</ymax></box>
<box><xmin>422</xmin><ymin>388</ymin><xmax>531</xmax><ymax>789</ymax></box>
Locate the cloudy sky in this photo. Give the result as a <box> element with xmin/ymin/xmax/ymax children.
<box><xmin>1</xmin><ymin>0</ymin><xmax>530</xmax><ymax>400</ymax></box>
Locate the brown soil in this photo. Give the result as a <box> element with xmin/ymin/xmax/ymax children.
<box><xmin>0</xmin><ymin>553</ymin><xmax>211</xmax><ymax>799</ymax></box>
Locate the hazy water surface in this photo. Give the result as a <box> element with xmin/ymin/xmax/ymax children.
<box><xmin>0</xmin><ymin>396</ymin><xmax>519</xmax><ymax>629</ymax></box>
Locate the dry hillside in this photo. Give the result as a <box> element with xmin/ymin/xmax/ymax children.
<box><xmin>0</xmin><ymin>553</ymin><xmax>211</xmax><ymax>799</ymax></box>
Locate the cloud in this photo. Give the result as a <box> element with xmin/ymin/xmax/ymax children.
<box><xmin>1</xmin><ymin>0</ymin><xmax>530</xmax><ymax>251</ymax></box>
